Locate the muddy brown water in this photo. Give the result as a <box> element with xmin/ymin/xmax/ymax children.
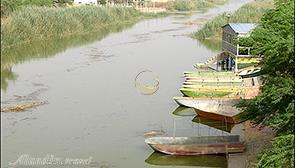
<box><xmin>1</xmin><ymin>1</ymin><xmax>253</xmax><ymax>167</ymax></box>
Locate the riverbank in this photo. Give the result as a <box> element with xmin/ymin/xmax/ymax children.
<box><xmin>191</xmin><ymin>0</ymin><xmax>273</xmax><ymax>51</ymax></box>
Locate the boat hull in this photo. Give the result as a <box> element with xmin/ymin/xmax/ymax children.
<box><xmin>145</xmin><ymin>136</ymin><xmax>245</xmax><ymax>155</ymax></box>
<box><xmin>149</xmin><ymin>143</ymin><xmax>244</xmax><ymax>155</ymax></box>
<box><xmin>195</xmin><ymin>110</ymin><xmax>240</xmax><ymax>124</ymax></box>
<box><xmin>173</xmin><ymin>97</ymin><xmax>241</xmax><ymax>123</ymax></box>
<box><xmin>180</xmin><ymin>89</ymin><xmax>231</xmax><ymax>98</ymax></box>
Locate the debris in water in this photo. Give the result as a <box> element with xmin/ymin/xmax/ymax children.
<box><xmin>1</xmin><ymin>101</ymin><xmax>47</xmax><ymax>112</ymax></box>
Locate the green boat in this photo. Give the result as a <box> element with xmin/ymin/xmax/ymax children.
<box><xmin>184</xmin><ymin>71</ymin><xmax>235</xmax><ymax>75</ymax></box>
<box><xmin>183</xmin><ymin>81</ymin><xmax>242</xmax><ymax>87</ymax></box>
<box><xmin>184</xmin><ymin>71</ymin><xmax>236</xmax><ymax>77</ymax></box>
<box><xmin>180</xmin><ymin>88</ymin><xmax>232</xmax><ymax>98</ymax></box>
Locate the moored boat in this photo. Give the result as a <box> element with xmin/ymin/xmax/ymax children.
<box><xmin>180</xmin><ymin>88</ymin><xmax>232</xmax><ymax>98</ymax></box>
<box><xmin>238</xmin><ymin>68</ymin><xmax>261</xmax><ymax>78</ymax></box>
<box><xmin>183</xmin><ymin>81</ymin><xmax>242</xmax><ymax>87</ymax></box>
<box><xmin>185</xmin><ymin>78</ymin><xmax>243</xmax><ymax>83</ymax></box>
<box><xmin>173</xmin><ymin>96</ymin><xmax>241</xmax><ymax>124</ymax></box>
<box><xmin>185</xmin><ymin>76</ymin><xmax>240</xmax><ymax>81</ymax></box>
<box><xmin>145</xmin><ymin>135</ymin><xmax>245</xmax><ymax>155</ymax></box>
<box><xmin>184</xmin><ymin>71</ymin><xmax>236</xmax><ymax>77</ymax></box>
<box><xmin>180</xmin><ymin>88</ymin><xmax>239</xmax><ymax>98</ymax></box>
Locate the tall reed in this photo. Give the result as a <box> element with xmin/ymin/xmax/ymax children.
<box><xmin>166</xmin><ymin>0</ymin><xmax>228</xmax><ymax>11</ymax></box>
<box><xmin>1</xmin><ymin>6</ymin><xmax>141</xmax><ymax>50</ymax></box>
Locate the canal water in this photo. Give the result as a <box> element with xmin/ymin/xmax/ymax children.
<box><xmin>1</xmin><ymin>0</ymin><xmax>252</xmax><ymax>167</ymax></box>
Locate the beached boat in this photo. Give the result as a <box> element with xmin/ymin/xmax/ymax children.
<box><xmin>237</xmin><ymin>57</ymin><xmax>261</xmax><ymax>63</ymax></box>
<box><xmin>182</xmin><ymin>85</ymin><xmax>245</xmax><ymax>89</ymax></box>
<box><xmin>183</xmin><ymin>81</ymin><xmax>242</xmax><ymax>87</ymax></box>
<box><xmin>184</xmin><ymin>71</ymin><xmax>236</xmax><ymax>77</ymax></box>
<box><xmin>185</xmin><ymin>76</ymin><xmax>240</xmax><ymax>81</ymax></box>
<box><xmin>185</xmin><ymin>78</ymin><xmax>243</xmax><ymax>83</ymax></box>
<box><xmin>145</xmin><ymin>152</ymin><xmax>227</xmax><ymax>167</ymax></box>
<box><xmin>238</xmin><ymin>68</ymin><xmax>261</xmax><ymax>78</ymax></box>
<box><xmin>180</xmin><ymin>88</ymin><xmax>240</xmax><ymax>98</ymax></box>
<box><xmin>173</xmin><ymin>96</ymin><xmax>241</xmax><ymax>123</ymax></box>
<box><xmin>145</xmin><ymin>135</ymin><xmax>245</xmax><ymax>155</ymax></box>
<box><xmin>180</xmin><ymin>88</ymin><xmax>232</xmax><ymax>98</ymax></box>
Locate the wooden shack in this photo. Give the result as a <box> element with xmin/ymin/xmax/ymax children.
<box><xmin>221</xmin><ymin>23</ymin><xmax>256</xmax><ymax>72</ymax></box>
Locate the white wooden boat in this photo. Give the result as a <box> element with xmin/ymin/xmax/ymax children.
<box><xmin>238</xmin><ymin>68</ymin><xmax>261</xmax><ymax>78</ymax></box>
<box><xmin>173</xmin><ymin>96</ymin><xmax>242</xmax><ymax>123</ymax></box>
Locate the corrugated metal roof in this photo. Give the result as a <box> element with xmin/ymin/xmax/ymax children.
<box><xmin>227</xmin><ymin>23</ymin><xmax>256</xmax><ymax>34</ymax></box>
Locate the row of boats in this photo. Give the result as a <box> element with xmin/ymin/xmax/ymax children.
<box><xmin>145</xmin><ymin>68</ymin><xmax>261</xmax><ymax>156</ymax></box>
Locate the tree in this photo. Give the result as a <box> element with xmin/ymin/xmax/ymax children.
<box><xmin>238</xmin><ymin>0</ymin><xmax>294</xmax><ymax>167</ymax></box>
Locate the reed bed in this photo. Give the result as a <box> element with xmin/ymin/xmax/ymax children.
<box><xmin>192</xmin><ymin>0</ymin><xmax>273</xmax><ymax>41</ymax></box>
<box><xmin>1</xmin><ymin>6</ymin><xmax>142</xmax><ymax>50</ymax></box>
<box><xmin>166</xmin><ymin>0</ymin><xmax>228</xmax><ymax>11</ymax></box>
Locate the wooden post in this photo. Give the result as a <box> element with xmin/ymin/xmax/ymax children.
<box><xmin>235</xmin><ymin>41</ymin><xmax>239</xmax><ymax>73</ymax></box>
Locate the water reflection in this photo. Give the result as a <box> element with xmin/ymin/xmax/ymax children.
<box><xmin>171</xmin><ymin>107</ymin><xmax>232</xmax><ymax>137</ymax></box>
<box><xmin>1</xmin><ymin>66</ymin><xmax>18</xmax><ymax>92</ymax></box>
<box><xmin>145</xmin><ymin>152</ymin><xmax>227</xmax><ymax>167</ymax></box>
<box><xmin>1</xmin><ymin>22</ymin><xmax>136</xmax><ymax>91</ymax></box>
<box><xmin>192</xmin><ymin>116</ymin><xmax>235</xmax><ymax>133</ymax></box>
<box><xmin>198</xmin><ymin>38</ymin><xmax>222</xmax><ymax>52</ymax></box>
<box><xmin>172</xmin><ymin>106</ymin><xmax>196</xmax><ymax>116</ymax></box>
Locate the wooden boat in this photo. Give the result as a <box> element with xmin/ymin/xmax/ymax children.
<box><xmin>180</xmin><ymin>88</ymin><xmax>240</xmax><ymax>98</ymax></box>
<box><xmin>185</xmin><ymin>76</ymin><xmax>240</xmax><ymax>81</ymax></box>
<box><xmin>237</xmin><ymin>57</ymin><xmax>261</xmax><ymax>63</ymax></box>
<box><xmin>172</xmin><ymin>106</ymin><xmax>196</xmax><ymax>116</ymax></box>
<box><xmin>145</xmin><ymin>152</ymin><xmax>227</xmax><ymax>167</ymax></box>
<box><xmin>145</xmin><ymin>135</ymin><xmax>245</xmax><ymax>155</ymax></box>
<box><xmin>238</xmin><ymin>68</ymin><xmax>261</xmax><ymax>78</ymax></box>
<box><xmin>173</xmin><ymin>96</ymin><xmax>241</xmax><ymax>124</ymax></box>
<box><xmin>180</xmin><ymin>88</ymin><xmax>232</xmax><ymax>98</ymax></box>
<box><xmin>184</xmin><ymin>71</ymin><xmax>236</xmax><ymax>77</ymax></box>
<box><xmin>183</xmin><ymin>81</ymin><xmax>242</xmax><ymax>87</ymax></box>
<box><xmin>184</xmin><ymin>71</ymin><xmax>234</xmax><ymax>75</ymax></box>
<box><xmin>182</xmin><ymin>85</ymin><xmax>246</xmax><ymax>89</ymax></box>
<box><xmin>192</xmin><ymin>116</ymin><xmax>235</xmax><ymax>133</ymax></box>
<box><xmin>185</xmin><ymin>78</ymin><xmax>243</xmax><ymax>83</ymax></box>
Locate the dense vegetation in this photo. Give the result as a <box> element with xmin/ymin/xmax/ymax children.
<box><xmin>191</xmin><ymin>0</ymin><xmax>273</xmax><ymax>51</ymax></box>
<box><xmin>0</xmin><ymin>0</ymin><xmax>72</xmax><ymax>16</ymax></box>
<box><xmin>167</xmin><ymin>0</ymin><xmax>228</xmax><ymax>11</ymax></box>
<box><xmin>1</xmin><ymin>6</ymin><xmax>143</xmax><ymax>50</ymax></box>
<box><xmin>237</xmin><ymin>0</ymin><xmax>294</xmax><ymax>167</ymax></box>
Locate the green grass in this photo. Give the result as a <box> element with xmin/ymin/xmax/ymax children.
<box><xmin>192</xmin><ymin>0</ymin><xmax>273</xmax><ymax>50</ymax></box>
<box><xmin>166</xmin><ymin>0</ymin><xmax>228</xmax><ymax>12</ymax></box>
